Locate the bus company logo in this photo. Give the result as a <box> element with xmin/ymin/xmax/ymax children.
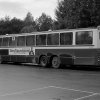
<box><xmin>9</xmin><ymin>48</ymin><xmax>31</xmax><ymax>55</ymax></box>
<box><xmin>29</xmin><ymin>47</ymin><xmax>35</xmax><ymax>55</ymax></box>
<box><xmin>29</xmin><ymin>51</ymin><xmax>34</xmax><ymax>55</ymax></box>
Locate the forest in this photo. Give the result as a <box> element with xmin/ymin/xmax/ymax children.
<box><xmin>0</xmin><ymin>0</ymin><xmax>100</xmax><ymax>35</ymax></box>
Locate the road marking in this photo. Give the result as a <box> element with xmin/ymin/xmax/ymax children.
<box><xmin>50</xmin><ymin>86</ymin><xmax>100</xmax><ymax>100</ymax></box>
<box><xmin>0</xmin><ymin>86</ymin><xmax>51</xmax><ymax>97</ymax></box>
<box><xmin>74</xmin><ymin>93</ymin><xmax>99</xmax><ymax>100</ymax></box>
<box><xmin>49</xmin><ymin>86</ymin><xmax>98</xmax><ymax>94</ymax></box>
<box><xmin>0</xmin><ymin>85</ymin><xmax>100</xmax><ymax>99</ymax></box>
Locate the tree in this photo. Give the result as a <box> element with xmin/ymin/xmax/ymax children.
<box><xmin>0</xmin><ymin>16</ymin><xmax>10</xmax><ymax>35</ymax></box>
<box><xmin>53</xmin><ymin>20</ymin><xmax>60</xmax><ymax>30</ymax></box>
<box><xmin>20</xmin><ymin>25</ymin><xmax>36</xmax><ymax>33</ymax></box>
<box><xmin>55</xmin><ymin>0</ymin><xmax>78</xmax><ymax>29</ymax></box>
<box><xmin>0</xmin><ymin>16</ymin><xmax>24</xmax><ymax>35</ymax></box>
<box><xmin>78</xmin><ymin>0</ymin><xmax>99</xmax><ymax>27</ymax></box>
<box><xmin>24</xmin><ymin>12</ymin><xmax>34</xmax><ymax>26</ymax></box>
<box><xmin>21</xmin><ymin>12</ymin><xmax>36</xmax><ymax>33</ymax></box>
<box><xmin>55</xmin><ymin>0</ymin><xmax>100</xmax><ymax>29</ymax></box>
<box><xmin>35</xmin><ymin>13</ymin><xmax>53</xmax><ymax>31</ymax></box>
<box><xmin>10</xmin><ymin>17</ymin><xmax>24</xmax><ymax>34</ymax></box>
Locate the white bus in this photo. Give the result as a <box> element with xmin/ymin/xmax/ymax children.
<box><xmin>0</xmin><ymin>26</ymin><xmax>100</xmax><ymax>68</ymax></box>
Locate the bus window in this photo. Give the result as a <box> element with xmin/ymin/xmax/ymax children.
<box><xmin>60</xmin><ymin>32</ymin><xmax>73</xmax><ymax>45</ymax></box>
<box><xmin>26</xmin><ymin>35</ymin><xmax>35</xmax><ymax>46</ymax></box>
<box><xmin>9</xmin><ymin>37</ymin><xmax>17</xmax><ymax>46</ymax></box>
<box><xmin>2</xmin><ymin>37</ymin><xmax>9</xmax><ymax>46</ymax></box>
<box><xmin>0</xmin><ymin>38</ymin><xmax>2</xmax><ymax>46</ymax></box>
<box><xmin>76</xmin><ymin>31</ymin><xmax>93</xmax><ymax>45</ymax></box>
<box><xmin>36</xmin><ymin>34</ymin><xmax>46</xmax><ymax>46</ymax></box>
<box><xmin>17</xmin><ymin>36</ymin><xmax>25</xmax><ymax>46</ymax></box>
<box><xmin>47</xmin><ymin>33</ymin><xmax>59</xmax><ymax>45</ymax></box>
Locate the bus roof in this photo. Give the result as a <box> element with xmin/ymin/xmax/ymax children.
<box><xmin>0</xmin><ymin>27</ymin><xmax>97</xmax><ymax>37</ymax></box>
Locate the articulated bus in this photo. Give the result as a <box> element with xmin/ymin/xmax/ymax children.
<box><xmin>0</xmin><ymin>26</ymin><xmax>100</xmax><ymax>68</ymax></box>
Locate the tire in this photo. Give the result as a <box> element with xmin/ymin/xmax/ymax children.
<box><xmin>52</xmin><ymin>56</ymin><xmax>61</xmax><ymax>69</ymax></box>
<box><xmin>39</xmin><ymin>56</ymin><xmax>48</xmax><ymax>67</ymax></box>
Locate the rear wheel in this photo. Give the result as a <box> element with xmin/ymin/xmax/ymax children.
<box><xmin>39</xmin><ymin>56</ymin><xmax>48</xmax><ymax>67</ymax></box>
<box><xmin>52</xmin><ymin>56</ymin><xmax>61</xmax><ymax>69</ymax></box>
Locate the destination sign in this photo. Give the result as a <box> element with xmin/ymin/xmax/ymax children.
<box><xmin>9</xmin><ymin>47</ymin><xmax>34</xmax><ymax>55</ymax></box>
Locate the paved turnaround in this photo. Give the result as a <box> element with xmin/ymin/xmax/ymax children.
<box><xmin>0</xmin><ymin>64</ymin><xmax>100</xmax><ymax>100</ymax></box>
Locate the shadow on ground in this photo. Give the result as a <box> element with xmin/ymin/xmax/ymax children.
<box><xmin>2</xmin><ymin>62</ymin><xmax>100</xmax><ymax>72</ymax></box>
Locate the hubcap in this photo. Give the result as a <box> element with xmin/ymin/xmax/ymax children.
<box><xmin>52</xmin><ymin>57</ymin><xmax>60</xmax><ymax>68</ymax></box>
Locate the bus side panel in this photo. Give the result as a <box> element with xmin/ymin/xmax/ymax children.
<box><xmin>0</xmin><ymin>49</ymin><xmax>8</xmax><ymax>55</ymax></box>
<box><xmin>26</xmin><ymin>56</ymin><xmax>34</xmax><ymax>63</ymax></box>
<box><xmin>74</xmin><ymin>49</ymin><xmax>96</xmax><ymax>65</ymax></box>
<box><xmin>16</xmin><ymin>55</ymin><xmax>26</xmax><ymax>63</ymax></box>
<box><xmin>2</xmin><ymin>55</ymin><xmax>10</xmax><ymax>62</ymax></box>
<box><xmin>0</xmin><ymin>49</ymin><xmax>10</xmax><ymax>62</ymax></box>
<box><xmin>35</xmin><ymin>48</ymin><xmax>98</xmax><ymax>66</ymax></box>
<box><xmin>10</xmin><ymin>55</ymin><xmax>17</xmax><ymax>62</ymax></box>
<box><xmin>35</xmin><ymin>49</ymin><xmax>74</xmax><ymax>65</ymax></box>
<box><xmin>95</xmin><ymin>49</ymin><xmax>100</xmax><ymax>66</ymax></box>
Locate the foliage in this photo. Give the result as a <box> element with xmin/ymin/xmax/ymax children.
<box><xmin>55</xmin><ymin>0</ymin><xmax>100</xmax><ymax>29</ymax></box>
<box><xmin>0</xmin><ymin>12</ymin><xmax>54</xmax><ymax>35</ymax></box>
<box><xmin>0</xmin><ymin>0</ymin><xmax>100</xmax><ymax>35</ymax></box>
<box><xmin>21</xmin><ymin>12</ymin><xmax>37</xmax><ymax>33</ymax></box>
<box><xmin>24</xmin><ymin>12</ymin><xmax>34</xmax><ymax>26</ymax></box>
<box><xmin>35</xmin><ymin>13</ymin><xmax>53</xmax><ymax>31</ymax></box>
<box><xmin>10</xmin><ymin>17</ymin><xmax>24</xmax><ymax>34</ymax></box>
<box><xmin>0</xmin><ymin>16</ymin><xmax>24</xmax><ymax>35</ymax></box>
<box><xmin>20</xmin><ymin>25</ymin><xmax>36</xmax><ymax>33</ymax></box>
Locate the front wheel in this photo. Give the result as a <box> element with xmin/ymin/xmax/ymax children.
<box><xmin>51</xmin><ymin>56</ymin><xmax>61</xmax><ymax>69</ymax></box>
<box><xmin>39</xmin><ymin>56</ymin><xmax>48</xmax><ymax>67</ymax></box>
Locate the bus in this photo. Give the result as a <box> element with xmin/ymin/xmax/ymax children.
<box><xmin>0</xmin><ymin>26</ymin><xmax>100</xmax><ymax>68</ymax></box>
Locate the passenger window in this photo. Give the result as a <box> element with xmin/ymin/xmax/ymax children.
<box><xmin>36</xmin><ymin>34</ymin><xmax>46</xmax><ymax>46</ymax></box>
<box><xmin>26</xmin><ymin>35</ymin><xmax>35</xmax><ymax>46</ymax></box>
<box><xmin>9</xmin><ymin>37</ymin><xmax>17</xmax><ymax>46</ymax></box>
<box><xmin>47</xmin><ymin>33</ymin><xmax>59</xmax><ymax>45</ymax></box>
<box><xmin>2</xmin><ymin>37</ymin><xmax>9</xmax><ymax>46</ymax></box>
<box><xmin>0</xmin><ymin>38</ymin><xmax>2</xmax><ymax>46</ymax></box>
<box><xmin>76</xmin><ymin>31</ymin><xmax>93</xmax><ymax>45</ymax></box>
<box><xmin>60</xmin><ymin>32</ymin><xmax>73</xmax><ymax>45</ymax></box>
<box><xmin>17</xmin><ymin>36</ymin><xmax>25</xmax><ymax>46</ymax></box>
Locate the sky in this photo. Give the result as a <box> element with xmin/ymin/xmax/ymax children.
<box><xmin>0</xmin><ymin>0</ymin><xmax>58</xmax><ymax>20</ymax></box>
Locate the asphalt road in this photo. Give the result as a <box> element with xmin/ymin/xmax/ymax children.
<box><xmin>0</xmin><ymin>64</ymin><xmax>100</xmax><ymax>100</ymax></box>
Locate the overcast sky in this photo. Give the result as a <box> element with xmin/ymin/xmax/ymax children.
<box><xmin>0</xmin><ymin>0</ymin><xmax>58</xmax><ymax>20</ymax></box>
